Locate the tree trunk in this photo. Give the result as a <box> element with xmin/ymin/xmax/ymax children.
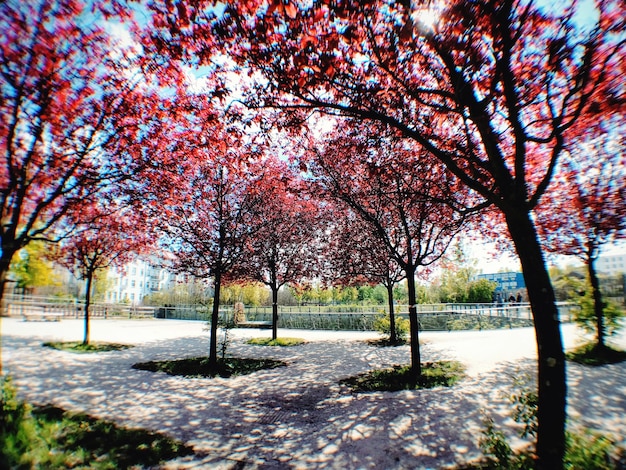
<box><xmin>0</xmin><ymin>250</ymin><xmax>16</xmax><ymax>316</ymax></box>
<box><xmin>209</xmin><ymin>271</ymin><xmax>222</xmax><ymax>368</ymax></box>
<box><xmin>505</xmin><ymin>209</ymin><xmax>566</xmax><ymax>470</ymax></box>
<box><xmin>0</xmin><ymin>255</ymin><xmax>12</xmax><ymax>375</ymax></box>
<box><xmin>405</xmin><ymin>265</ymin><xmax>421</xmax><ymax>378</ymax></box>
<box><xmin>83</xmin><ymin>271</ymin><xmax>94</xmax><ymax>345</ymax></box>
<box><xmin>386</xmin><ymin>282</ymin><xmax>397</xmax><ymax>343</ymax></box>
<box><xmin>271</xmin><ymin>285</ymin><xmax>279</xmax><ymax>340</ymax></box>
<box><xmin>587</xmin><ymin>257</ymin><xmax>605</xmax><ymax>349</ymax></box>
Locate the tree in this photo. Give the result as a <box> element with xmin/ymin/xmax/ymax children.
<box><xmin>52</xmin><ymin>206</ymin><xmax>151</xmax><ymax>344</ymax></box>
<box><xmin>326</xmin><ymin>208</ymin><xmax>406</xmax><ymax>343</ymax></box>
<box><xmin>9</xmin><ymin>242</ymin><xmax>60</xmax><ymax>295</ymax></box>
<box><xmin>537</xmin><ymin>139</ymin><xmax>626</xmax><ymax>348</ymax></box>
<box><xmin>432</xmin><ymin>243</ymin><xmax>497</xmax><ymax>303</ymax></box>
<box><xmin>0</xmin><ymin>0</ymin><xmax>161</xmax><ymax>309</ymax></box>
<box><xmin>308</xmin><ymin>124</ymin><xmax>473</xmax><ymax>377</ymax></box>
<box><xmin>145</xmin><ymin>1</ymin><xmax>625</xmax><ymax>465</ymax></box>
<box><xmin>220</xmin><ymin>281</ymin><xmax>269</xmax><ymax>307</ymax></box>
<box><xmin>137</xmin><ymin>102</ymin><xmax>269</xmax><ymax>368</ymax></box>
<box><xmin>239</xmin><ymin>157</ymin><xmax>324</xmax><ymax>339</ymax></box>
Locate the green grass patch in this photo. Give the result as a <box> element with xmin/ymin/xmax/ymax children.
<box><xmin>1</xmin><ymin>377</ymin><xmax>193</xmax><ymax>469</ymax></box>
<box><xmin>246</xmin><ymin>337</ymin><xmax>306</xmax><ymax>347</ymax></box>
<box><xmin>340</xmin><ymin>361</ymin><xmax>465</xmax><ymax>392</ymax></box>
<box><xmin>566</xmin><ymin>342</ymin><xmax>626</xmax><ymax>366</ymax></box>
<box><xmin>132</xmin><ymin>356</ymin><xmax>287</xmax><ymax>378</ymax></box>
<box><xmin>43</xmin><ymin>341</ymin><xmax>132</xmax><ymax>353</ymax></box>
<box><xmin>366</xmin><ymin>337</ymin><xmax>410</xmax><ymax>347</ymax></box>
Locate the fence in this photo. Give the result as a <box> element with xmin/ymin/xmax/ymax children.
<box><xmin>3</xmin><ymin>294</ymin><xmax>155</xmax><ymax>320</ymax></box>
<box><xmin>238</xmin><ymin>302</ymin><xmax>578</xmax><ymax>331</ymax></box>
<box><xmin>3</xmin><ymin>295</ymin><xmax>580</xmax><ymax>331</ymax></box>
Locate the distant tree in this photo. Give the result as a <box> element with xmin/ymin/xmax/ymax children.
<box><xmin>309</xmin><ymin>124</ymin><xmax>474</xmax><ymax>376</ymax></box>
<box><xmin>239</xmin><ymin>157</ymin><xmax>324</xmax><ymax>339</ymax></box>
<box><xmin>288</xmin><ymin>282</ymin><xmax>312</xmax><ymax>306</ymax></box>
<box><xmin>549</xmin><ymin>266</ymin><xmax>587</xmax><ymax>302</ymax></box>
<box><xmin>220</xmin><ymin>282</ymin><xmax>269</xmax><ymax>308</ymax></box>
<box><xmin>433</xmin><ymin>244</ymin><xmax>496</xmax><ymax>303</ymax></box>
<box><xmin>9</xmin><ymin>242</ymin><xmax>60</xmax><ymax>295</ymax></box>
<box><xmin>52</xmin><ymin>206</ymin><xmax>150</xmax><ymax>345</ymax></box>
<box><xmin>538</xmin><ymin>140</ymin><xmax>626</xmax><ymax>349</ymax></box>
<box><xmin>467</xmin><ymin>279</ymin><xmax>498</xmax><ymax>304</ymax></box>
<box><xmin>327</xmin><ymin>209</ymin><xmax>406</xmax><ymax>342</ymax></box>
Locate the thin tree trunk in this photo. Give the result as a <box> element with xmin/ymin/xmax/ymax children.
<box><xmin>0</xmin><ymin>259</ymin><xmax>10</xmax><ymax>376</ymax></box>
<box><xmin>505</xmin><ymin>210</ymin><xmax>566</xmax><ymax>470</ymax></box>
<box><xmin>405</xmin><ymin>266</ymin><xmax>421</xmax><ymax>379</ymax></box>
<box><xmin>587</xmin><ymin>257</ymin><xmax>605</xmax><ymax>349</ymax></box>
<box><xmin>271</xmin><ymin>285</ymin><xmax>278</xmax><ymax>340</ymax></box>
<box><xmin>0</xmin><ymin>251</ymin><xmax>15</xmax><ymax>316</ymax></box>
<box><xmin>386</xmin><ymin>282</ymin><xmax>397</xmax><ymax>343</ymax></box>
<box><xmin>83</xmin><ymin>271</ymin><xmax>93</xmax><ymax>345</ymax></box>
<box><xmin>209</xmin><ymin>270</ymin><xmax>222</xmax><ymax>368</ymax></box>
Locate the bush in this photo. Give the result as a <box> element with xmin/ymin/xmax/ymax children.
<box><xmin>576</xmin><ymin>291</ymin><xmax>624</xmax><ymax>338</ymax></box>
<box><xmin>373</xmin><ymin>313</ymin><xmax>410</xmax><ymax>342</ymax></box>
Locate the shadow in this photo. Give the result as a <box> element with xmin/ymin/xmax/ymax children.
<box><xmin>3</xmin><ymin>318</ymin><xmax>625</xmax><ymax>469</ymax></box>
<box><xmin>567</xmin><ymin>360</ymin><xmax>626</xmax><ymax>448</ymax></box>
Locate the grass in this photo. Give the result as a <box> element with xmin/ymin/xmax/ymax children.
<box><xmin>566</xmin><ymin>342</ymin><xmax>626</xmax><ymax>366</ymax></box>
<box><xmin>340</xmin><ymin>361</ymin><xmax>465</xmax><ymax>392</ymax></box>
<box><xmin>246</xmin><ymin>337</ymin><xmax>306</xmax><ymax>347</ymax></box>
<box><xmin>1</xmin><ymin>377</ymin><xmax>193</xmax><ymax>469</ymax></box>
<box><xmin>132</xmin><ymin>356</ymin><xmax>287</xmax><ymax>378</ymax></box>
<box><xmin>43</xmin><ymin>341</ymin><xmax>131</xmax><ymax>353</ymax></box>
<box><xmin>366</xmin><ymin>337</ymin><xmax>410</xmax><ymax>347</ymax></box>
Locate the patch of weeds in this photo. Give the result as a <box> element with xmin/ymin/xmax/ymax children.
<box><xmin>132</xmin><ymin>356</ymin><xmax>287</xmax><ymax>378</ymax></box>
<box><xmin>340</xmin><ymin>361</ymin><xmax>465</xmax><ymax>392</ymax></box>
<box><xmin>246</xmin><ymin>337</ymin><xmax>306</xmax><ymax>347</ymax></box>
<box><xmin>566</xmin><ymin>342</ymin><xmax>626</xmax><ymax>366</ymax></box>
<box><xmin>43</xmin><ymin>341</ymin><xmax>131</xmax><ymax>353</ymax></box>
<box><xmin>478</xmin><ymin>372</ymin><xmax>624</xmax><ymax>469</ymax></box>
<box><xmin>1</xmin><ymin>376</ymin><xmax>193</xmax><ymax>469</ymax></box>
<box><xmin>565</xmin><ymin>428</ymin><xmax>621</xmax><ymax>470</ymax></box>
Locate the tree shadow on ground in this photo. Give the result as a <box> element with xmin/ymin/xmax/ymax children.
<box><xmin>4</xmin><ymin>324</ymin><xmax>626</xmax><ymax>469</ymax></box>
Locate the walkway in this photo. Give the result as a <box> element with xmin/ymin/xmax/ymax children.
<box><xmin>2</xmin><ymin>318</ymin><xmax>625</xmax><ymax>469</ymax></box>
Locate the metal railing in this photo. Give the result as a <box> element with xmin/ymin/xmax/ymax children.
<box><xmin>3</xmin><ymin>295</ymin><xmax>580</xmax><ymax>331</ymax></box>
<box><xmin>3</xmin><ymin>294</ymin><xmax>155</xmax><ymax>320</ymax></box>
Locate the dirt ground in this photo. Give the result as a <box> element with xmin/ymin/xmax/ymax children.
<box><xmin>2</xmin><ymin>317</ymin><xmax>625</xmax><ymax>469</ymax></box>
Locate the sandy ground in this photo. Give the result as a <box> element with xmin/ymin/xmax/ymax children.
<box><xmin>1</xmin><ymin>317</ymin><xmax>625</xmax><ymax>469</ymax></box>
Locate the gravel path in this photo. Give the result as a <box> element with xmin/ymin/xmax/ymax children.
<box><xmin>2</xmin><ymin>317</ymin><xmax>625</xmax><ymax>469</ymax></box>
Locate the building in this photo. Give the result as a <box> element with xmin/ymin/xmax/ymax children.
<box><xmin>595</xmin><ymin>252</ymin><xmax>626</xmax><ymax>277</ymax></box>
<box><xmin>105</xmin><ymin>259</ymin><xmax>177</xmax><ymax>304</ymax></box>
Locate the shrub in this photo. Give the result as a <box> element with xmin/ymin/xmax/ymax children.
<box><xmin>373</xmin><ymin>313</ymin><xmax>410</xmax><ymax>342</ymax></box>
<box><xmin>575</xmin><ymin>291</ymin><xmax>624</xmax><ymax>338</ymax></box>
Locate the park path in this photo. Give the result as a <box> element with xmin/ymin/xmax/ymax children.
<box><xmin>2</xmin><ymin>317</ymin><xmax>626</xmax><ymax>469</ymax></box>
